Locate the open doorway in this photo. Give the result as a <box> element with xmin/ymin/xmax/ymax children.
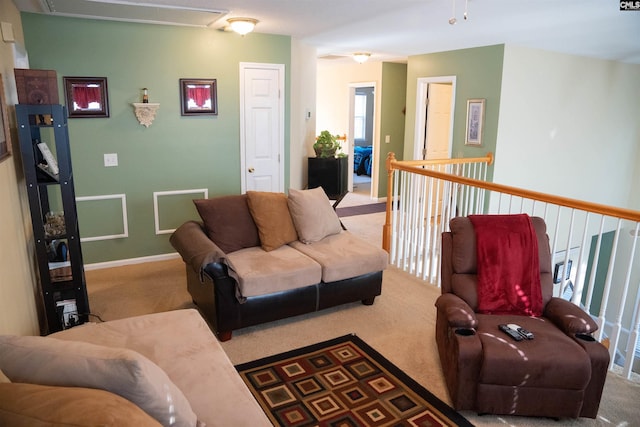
<box><xmin>413</xmin><ymin>76</ymin><xmax>456</xmax><ymax>160</ymax></box>
<box><xmin>349</xmin><ymin>84</ymin><xmax>375</xmax><ymax>199</ymax></box>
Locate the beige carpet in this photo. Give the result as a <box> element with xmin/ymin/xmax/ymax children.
<box><xmin>85</xmin><ymin>211</ymin><xmax>640</xmax><ymax>427</ymax></box>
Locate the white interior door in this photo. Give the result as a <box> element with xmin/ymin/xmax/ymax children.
<box><xmin>424</xmin><ymin>83</ymin><xmax>453</xmax><ymax>160</ymax></box>
<box><xmin>240</xmin><ymin>63</ymin><xmax>284</xmax><ymax>193</ymax></box>
<box><xmin>413</xmin><ymin>76</ymin><xmax>456</xmax><ymax>161</ymax></box>
<box><xmin>414</xmin><ymin>77</ymin><xmax>456</xmax><ymax>219</ymax></box>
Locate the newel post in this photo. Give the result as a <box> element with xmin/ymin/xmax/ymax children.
<box><xmin>382</xmin><ymin>152</ymin><xmax>396</xmax><ymax>252</ymax></box>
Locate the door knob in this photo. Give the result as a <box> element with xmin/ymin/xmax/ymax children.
<box><xmin>248</xmin><ymin>167</ymin><xmax>255</xmax><ymax>173</ymax></box>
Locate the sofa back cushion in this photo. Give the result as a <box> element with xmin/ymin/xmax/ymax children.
<box><xmin>288</xmin><ymin>187</ymin><xmax>342</xmax><ymax>243</ymax></box>
<box><xmin>194</xmin><ymin>194</ymin><xmax>260</xmax><ymax>253</ymax></box>
<box><xmin>247</xmin><ymin>191</ymin><xmax>298</xmax><ymax>251</ymax></box>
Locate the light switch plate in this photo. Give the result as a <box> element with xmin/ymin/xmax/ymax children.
<box><xmin>104</xmin><ymin>153</ymin><xmax>118</xmax><ymax>167</ymax></box>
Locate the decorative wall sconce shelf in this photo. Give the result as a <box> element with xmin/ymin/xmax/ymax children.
<box><xmin>132</xmin><ymin>103</ymin><xmax>159</xmax><ymax>127</ymax></box>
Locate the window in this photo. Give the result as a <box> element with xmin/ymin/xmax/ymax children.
<box><xmin>354</xmin><ymin>93</ymin><xmax>367</xmax><ymax>140</ymax></box>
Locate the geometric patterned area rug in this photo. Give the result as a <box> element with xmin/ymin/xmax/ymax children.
<box><xmin>235</xmin><ymin>334</ymin><xmax>473</xmax><ymax>426</ymax></box>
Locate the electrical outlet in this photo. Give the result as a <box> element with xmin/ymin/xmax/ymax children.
<box><xmin>104</xmin><ymin>153</ymin><xmax>118</xmax><ymax>167</ymax></box>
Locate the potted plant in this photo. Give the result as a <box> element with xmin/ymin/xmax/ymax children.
<box><xmin>309</xmin><ymin>131</ymin><xmax>348</xmax><ymax>198</ymax></box>
<box><xmin>313</xmin><ymin>130</ymin><xmax>342</xmax><ymax>158</ymax></box>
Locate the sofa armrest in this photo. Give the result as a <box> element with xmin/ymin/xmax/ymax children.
<box><xmin>170</xmin><ymin>221</ymin><xmax>228</xmax><ymax>276</ymax></box>
<box><xmin>434</xmin><ymin>293</ymin><xmax>478</xmax><ymax>329</ymax></box>
<box><xmin>544</xmin><ymin>297</ymin><xmax>599</xmax><ymax>335</ymax></box>
<box><xmin>203</xmin><ymin>261</ymin><xmax>231</xmax><ymax>281</ymax></box>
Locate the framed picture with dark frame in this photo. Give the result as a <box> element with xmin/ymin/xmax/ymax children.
<box><xmin>0</xmin><ymin>74</ymin><xmax>12</xmax><ymax>163</ymax></box>
<box><xmin>63</xmin><ymin>77</ymin><xmax>110</xmax><ymax>118</ymax></box>
<box><xmin>553</xmin><ymin>260</ymin><xmax>573</xmax><ymax>284</ymax></box>
<box><xmin>465</xmin><ymin>98</ymin><xmax>485</xmax><ymax>146</ymax></box>
<box><xmin>180</xmin><ymin>78</ymin><xmax>218</xmax><ymax>116</ymax></box>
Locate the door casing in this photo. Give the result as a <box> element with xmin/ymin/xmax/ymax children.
<box><xmin>239</xmin><ymin>62</ymin><xmax>285</xmax><ymax>193</ymax></box>
<box><xmin>413</xmin><ymin>76</ymin><xmax>456</xmax><ymax>160</ymax></box>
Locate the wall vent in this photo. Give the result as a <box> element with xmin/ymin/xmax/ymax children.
<box><xmin>38</xmin><ymin>0</ymin><xmax>228</xmax><ymax>27</ymax></box>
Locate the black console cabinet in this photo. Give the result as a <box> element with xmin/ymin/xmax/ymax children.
<box><xmin>16</xmin><ymin>104</ymin><xmax>89</xmax><ymax>334</ymax></box>
<box><xmin>308</xmin><ymin>156</ymin><xmax>348</xmax><ymax>200</ymax></box>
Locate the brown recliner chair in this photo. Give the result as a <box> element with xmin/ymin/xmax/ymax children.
<box><xmin>436</xmin><ymin>215</ymin><xmax>609</xmax><ymax>419</ymax></box>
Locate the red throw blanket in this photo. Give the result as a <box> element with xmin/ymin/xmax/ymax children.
<box><xmin>469</xmin><ymin>214</ymin><xmax>543</xmax><ymax>317</ymax></box>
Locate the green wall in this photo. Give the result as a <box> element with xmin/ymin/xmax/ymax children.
<box><xmin>404</xmin><ymin>45</ymin><xmax>503</xmax><ymax>177</ymax></box>
<box><xmin>21</xmin><ymin>13</ymin><xmax>291</xmax><ymax>264</ymax></box>
<box><xmin>379</xmin><ymin>62</ymin><xmax>407</xmax><ymax>198</ymax></box>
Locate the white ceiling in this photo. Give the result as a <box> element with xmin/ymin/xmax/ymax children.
<box><xmin>13</xmin><ymin>0</ymin><xmax>640</xmax><ymax>64</ymax></box>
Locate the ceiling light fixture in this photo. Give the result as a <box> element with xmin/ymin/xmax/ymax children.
<box><xmin>353</xmin><ymin>53</ymin><xmax>371</xmax><ymax>64</ymax></box>
<box><xmin>227</xmin><ymin>17</ymin><xmax>258</xmax><ymax>35</ymax></box>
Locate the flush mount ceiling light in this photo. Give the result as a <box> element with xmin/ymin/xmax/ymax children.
<box><xmin>353</xmin><ymin>52</ymin><xmax>371</xmax><ymax>64</ymax></box>
<box><xmin>227</xmin><ymin>17</ymin><xmax>258</xmax><ymax>35</ymax></box>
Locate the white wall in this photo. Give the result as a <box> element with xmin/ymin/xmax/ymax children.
<box><xmin>316</xmin><ymin>60</ymin><xmax>382</xmax><ymax>137</ymax></box>
<box><xmin>289</xmin><ymin>39</ymin><xmax>317</xmax><ymax>189</ymax></box>
<box><xmin>495</xmin><ymin>45</ymin><xmax>640</xmax><ymax>210</ymax></box>
<box><xmin>316</xmin><ymin>60</ymin><xmax>383</xmax><ymax>195</ymax></box>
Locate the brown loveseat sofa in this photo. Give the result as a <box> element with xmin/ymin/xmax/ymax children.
<box><xmin>0</xmin><ymin>309</ymin><xmax>271</xmax><ymax>426</ymax></box>
<box><xmin>170</xmin><ymin>188</ymin><xmax>388</xmax><ymax>341</ymax></box>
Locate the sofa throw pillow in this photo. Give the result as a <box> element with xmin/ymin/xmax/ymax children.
<box><xmin>194</xmin><ymin>194</ymin><xmax>260</xmax><ymax>254</ymax></box>
<box><xmin>0</xmin><ymin>383</ymin><xmax>162</xmax><ymax>427</ymax></box>
<box><xmin>246</xmin><ymin>191</ymin><xmax>298</xmax><ymax>251</ymax></box>
<box><xmin>0</xmin><ymin>335</ymin><xmax>197</xmax><ymax>427</ymax></box>
<box><xmin>287</xmin><ymin>187</ymin><xmax>342</xmax><ymax>243</ymax></box>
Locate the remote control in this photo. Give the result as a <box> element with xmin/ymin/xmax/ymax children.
<box><xmin>507</xmin><ymin>323</ymin><xmax>535</xmax><ymax>340</ymax></box>
<box><xmin>499</xmin><ymin>324</ymin><xmax>523</xmax><ymax>341</ymax></box>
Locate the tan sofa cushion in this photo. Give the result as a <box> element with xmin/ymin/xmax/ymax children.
<box><xmin>0</xmin><ymin>335</ymin><xmax>197</xmax><ymax>427</ymax></box>
<box><xmin>0</xmin><ymin>383</ymin><xmax>162</xmax><ymax>427</ymax></box>
<box><xmin>51</xmin><ymin>309</ymin><xmax>271</xmax><ymax>427</ymax></box>
<box><xmin>194</xmin><ymin>194</ymin><xmax>260</xmax><ymax>253</ymax></box>
<box><xmin>289</xmin><ymin>231</ymin><xmax>388</xmax><ymax>282</ymax></box>
<box><xmin>247</xmin><ymin>191</ymin><xmax>298</xmax><ymax>251</ymax></box>
<box><xmin>288</xmin><ymin>187</ymin><xmax>342</xmax><ymax>243</ymax></box>
<box><xmin>227</xmin><ymin>245</ymin><xmax>322</xmax><ymax>297</ymax></box>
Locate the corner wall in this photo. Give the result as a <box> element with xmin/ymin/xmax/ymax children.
<box><xmin>290</xmin><ymin>39</ymin><xmax>317</xmax><ymax>190</ymax></box>
<box><xmin>0</xmin><ymin>0</ymin><xmax>40</xmax><ymax>335</ymax></box>
<box><xmin>404</xmin><ymin>45</ymin><xmax>504</xmax><ymax>176</ymax></box>
<box><xmin>379</xmin><ymin>62</ymin><xmax>407</xmax><ymax>199</ymax></box>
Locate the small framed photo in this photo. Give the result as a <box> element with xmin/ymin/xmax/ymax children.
<box><xmin>63</xmin><ymin>77</ymin><xmax>110</xmax><ymax>118</ymax></box>
<box><xmin>465</xmin><ymin>98</ymin><xmax>485</xmax><ymax>146</ymax></box>
<box><xmin>180</xmin><ymin>78</ymin><xmax>218</xmax><ymax>116</ymax></box>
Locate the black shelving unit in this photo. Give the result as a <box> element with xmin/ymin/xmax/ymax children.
<box><xmin>16</xmin><ymin>104</ymin><xmax>89</xmax><ymax>334</ymax></box>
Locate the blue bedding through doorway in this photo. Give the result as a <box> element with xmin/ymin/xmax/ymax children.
<box><xmin>354</xmin><ymin>145</ymin><xmax>372</xmax><ymax>176</ymax></box>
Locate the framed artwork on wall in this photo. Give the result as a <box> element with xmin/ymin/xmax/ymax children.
<box><xmin>465</xmin><ymin>98</ymin><xmax>485</xmax><ymax>146</ymax></box>
<box><xmin>0</xmin><ymin>74</ymin><xmax>12</xmax><ymax>163</ymax></box>
<box><xmin>180</xmin><ymin>79</ymin><xmax>218</xmax><ymax>116</ymax></box>
<box><xmin>63</xmin><ymin>77</ymin><xmax>110</xmax><ymax>118</ymax></box>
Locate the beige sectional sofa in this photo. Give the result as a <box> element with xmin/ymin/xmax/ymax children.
<box><xmin>171</xmin><ymin>188</ymin><xmax>388</xmax><ymax>341</ymax></box>
<box><xmin>0</xmin><ymin>309</ymin><xmax>271</xmax><ymax>426</ymax></box>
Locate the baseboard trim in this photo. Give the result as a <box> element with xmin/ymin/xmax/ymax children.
<box><xmin>85</xmin><ymin>252</ymin><xmax>181</xmax><ymax>271</ymax></box>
